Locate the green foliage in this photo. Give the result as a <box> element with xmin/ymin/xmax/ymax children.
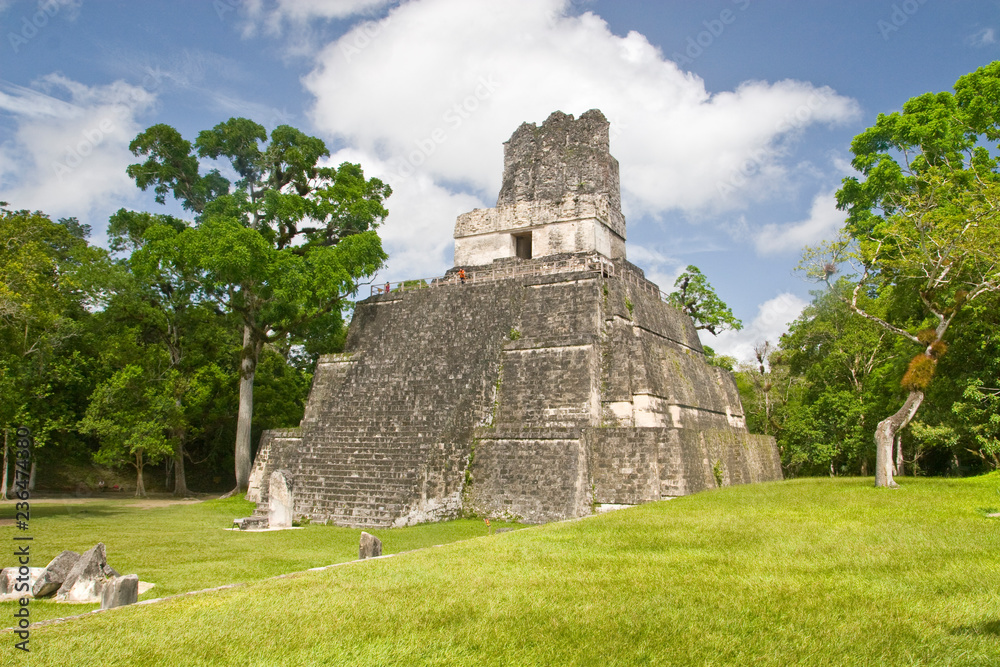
<box><xmin>508</xmin><ymin>327</ymin><xmax>521</xmax><ymax>341</ymax></box>
<box><xmin>126</xmin><ymin>117</ymin><xmax>391</xmax><ymax>489</ymax></box>
<box><xmin>711</xmin><ymin>459</ymin><xmax>724</xmax><ymax>487</ymax></box>
<box><xmin>667</xmin><ymin>265</ymin><xmax>743</xmax><ymax>335</ymax></box>
<box><xmin>702</xmin><ymin>345</ymin><xmax>736</xmax><ymax>372</ymax></box>
<box><xmin>78</xmin><ymin>363</ymin><xmax>177</xmax><ymax>495</ymax></box>
<box><xmin>0</xmin><ymin>207</ymin><xmax>109</xmax><ymax>457</ymax></box>
<box><xmin>953</xmin><ymin>380</ymin><xmax>1000</xmax><ymax>469</ymax></box>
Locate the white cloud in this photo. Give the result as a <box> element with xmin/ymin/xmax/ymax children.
<box><xmin>752</xmin><ymin>190</ymin><xmax>845</xmax><ymax>255</ymax></box>
<box><xmin>302</xmin><ymin>0</ymin><xmax>860</xmax><ymax>215</ymax></box>
<box><xmin>967</xmin><ymin>27</ymin><xmax>996</xmax><ymax>47</ymax></box>
<box><xmin>0</xmin><ymin>75</ymin><xmax>156</xmax><ymax>231</ymax></box>
<box><xmin>249</xmin><ymin>0</ymin><xmax>394</xmax><ymax>22</ymax></box>
<box><xmin>241</xmin><ymin>0</ymin><xmax>396</xmax><ymax>49</ymax></box>
<box><xmin>704</xmin><ymin>292</ymin><xmax>808</xmax><ymax>363</ymax></box>
<box><xmin>626</xmin><ymin>244</ymin><xmax>683</xmax><ymax>291</ymax></box>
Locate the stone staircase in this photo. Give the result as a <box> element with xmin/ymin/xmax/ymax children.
<box><xmin>251</xmin><ymin>280</ymin><xmax>522</xmax><ymax>527</ymax></box>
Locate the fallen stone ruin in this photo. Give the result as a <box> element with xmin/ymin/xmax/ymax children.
<box><xmin>241</xmin><ymin>109</ymin><xmax>782</xmax><ymax>529</ymax></box>
<box><xmin>0</xmin><ymin>543</ymin><xmax>150</xmax><ymax>609</ymax></box>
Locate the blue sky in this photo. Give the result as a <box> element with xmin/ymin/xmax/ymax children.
<box><xmin>1</xmin><ymin>0</ymin><xmax>997</xmax><ymax>361</ymax></box>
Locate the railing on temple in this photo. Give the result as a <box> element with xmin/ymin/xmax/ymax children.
<box><xmin>368</xmin><ymin>254</ymin><xmax>672</xmax><ymax>305</ymax></box>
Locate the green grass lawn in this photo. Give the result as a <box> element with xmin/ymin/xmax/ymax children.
<box><xmin>0</xmin><ymin>496</ymin><xmax>517</xmax><ymax>624</ymax></box>
<box><xmin>5</xmin><ymin>475</ymin><xmax>1000</xmax><ymax>666</ymax></box>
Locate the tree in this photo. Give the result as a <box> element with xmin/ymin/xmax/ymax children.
<box><xmin>735</xmin><ymin>341</ymin><xmax>797</xmax><ymax>440</ymax></box>
<box><xmin>103</xmin><ymin>209</ymin><xmax>242</xmax><ymax>496</ymax></box>
<box><xmin>79</xmin><ymin>361</ymin><xmax>178</xmax><ymax>497</ymax></box>
<box><xmin>777</xmin><ymin>283</ymin><xmax>902</xmax><ymax>476</ymax></box>
<box><xmin>667</xmin><ymin>265</ymin><xmax>743</xmax><ymax>335</ymax></box>
<box><xmin>0</xmin><ymin>206</ymin><xmax>108</xmax><ymax>485</ymax></box>
<box><xmin>126</xmin><ymin>119</ymin><xmax>390</xmax><ymax>492</ymax></box>
<box><xmin>805</xmin><ymin>62</ymin><xmax>1000</xmax><ymax>487</ymax></box>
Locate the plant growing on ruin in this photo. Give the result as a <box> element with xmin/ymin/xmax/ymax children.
<box><xmin>667</xmin><ymin>266</ymin><xmax>743</xmax><ymax>335</ymax></box>
<box><xmin>712</xmin><ymin>459</ymin><xmax>725</xmax><ymax>487</ymax></box>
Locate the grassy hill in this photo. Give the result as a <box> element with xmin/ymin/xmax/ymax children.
<box><xmin>6</xmin><ymin>475</ymin><xmax>1000</xmax><ymax>666</ymax></box>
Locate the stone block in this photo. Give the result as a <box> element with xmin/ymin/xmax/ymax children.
<box><xmin>359</xmin><ymin>532</ymin><xmax>382</xmax><ymax>559</ymax></box>
<box><xmin>268</xmin><ymin>469</ymin><xmax>294</xmax><ymax>529</ymax></box>
<box><xmin>55</xmin><ymin>543</ymin><xmax>119</xmax><ymax>603</ymax></box>
<box><xmin>0</xmin><ymin>567</ymin><xmax>45</xmax><ymax>600</ymax></box>
<box><xmin>32</xmin><ymin>549</ymin><xmax>80</xmax><ymax>598</ymax></box>
<box><xmin>100</xmin><ymin>574</ymin><xmax>139</xmax><ymax>610</ymax></box>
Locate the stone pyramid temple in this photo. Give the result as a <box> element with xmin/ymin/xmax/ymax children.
<box><xmin>244</xmin><ymin>109</ymin><xmax>782</xmax><ymax>528</ymax></box>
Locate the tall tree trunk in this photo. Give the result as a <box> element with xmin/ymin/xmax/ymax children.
<box><xmin>874</xmin><ymin>390</ymin><xmax>924</xmax><ymax>488</ymax></box>
<box><xmin>173</xmin><ymin>438</ymin><xmax>189</xmax><ymax>497</ymax></box>
<box><xmin>234</xmin><ymin>325</ymin><xmax>262</xmax><ymax>493</ymax></box>
<box><xmin>0</xmin><ymin>429</ymin><xmax>7</xmax><ymax>501</ymax></box>
<box><xmin>135</xmin><ymin>452</ymin><xmax>146</xmax><ymax>497</ymax></box>
<box><xmin>28</xmin><ymin>459</ymin><xmax>36</xmax><ymax>492</ymax></box>
<box><xmin>894</xmin><ymin>432</ymin><xmax>904</xmax><ymax>477</ymax></box>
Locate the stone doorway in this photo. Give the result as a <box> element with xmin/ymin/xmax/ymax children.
<box><xmin>514</xmin><ymin>232</ymin><xmax>532</xmax><ymax>259</ymax></box>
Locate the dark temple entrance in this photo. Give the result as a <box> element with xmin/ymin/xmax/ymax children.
<box><xmin>514</xmin><ymin>232</ymin><xmax>533</xmax><ymax>259</ymax></box>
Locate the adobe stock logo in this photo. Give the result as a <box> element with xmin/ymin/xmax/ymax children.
<box><xmin>388</xmin><ymin>75</ymin><xmax>501</xmax><ymax>182</ymax></box>
<box><xmin>877</xmin><ymin>0</ymin><xmax>931</xmax><ymax>40</ymax></box>
<box><xmin>671</xmin><ymin>0</ymin><xmax>752</xmax><ymax>68</ymax></box>
<box><xmin>7</xmin><ymin>0</ymin><xmax>65</xmax><ymax>54</ymax></box>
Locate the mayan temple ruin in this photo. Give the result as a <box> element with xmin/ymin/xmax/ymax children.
<box><xmin>241</xmin><ymin>109</ymin><xmax>782</xmax><ymax>529</ymax></box>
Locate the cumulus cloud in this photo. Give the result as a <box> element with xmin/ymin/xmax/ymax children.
<box><xmin>967</xmin><ymin>27</ymin><xmax>996</xmax><ymax>47</ymax></box>
<box><xmin>0</xmin><ymin>75</ymin><xmax>156</xmax><ymax>230</ymax></box>
<box><xmin>753</xmin><ymin>190</ymin><xmax>845</xmax><ymax>255</ymax></box>
<box><xmin>703</xmin><ymin>292</ymin><xmax>808</xmax><ymax>363</ymax></box>
<box><xmin>302</xmin><ymin>0</ymin><xmax>860</xmax><ymax>216</ymax></box>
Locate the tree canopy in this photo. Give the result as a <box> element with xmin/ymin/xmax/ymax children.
<box><xmin>667</xmin><ymin>265</ymin><xmax>743</xmax><ymax>335</ymax></box>
<box><xmin>800</xmin><ymin>61</ymin><xmax>1000</xmax><ymax>487</ymax></box>
<box><xmin>126</xmin><ymin>118</ymin><xmax>391</xmax><ymax>492</ymax></box>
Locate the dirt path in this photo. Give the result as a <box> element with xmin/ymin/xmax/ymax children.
<box><xmin>0</xmin><ymin>494</ymin><xmax>211</xmax><ymax>510</ymax></box>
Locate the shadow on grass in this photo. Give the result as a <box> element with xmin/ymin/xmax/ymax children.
<box><xmin>951</xmin><ymin>619</ymin><xmax>1000</xmax><ymax>637</ymax></box>
<box><xmin>0</xmin><ymin>504</ymin><xmax>134</xmax><ymax>520</ymax></box>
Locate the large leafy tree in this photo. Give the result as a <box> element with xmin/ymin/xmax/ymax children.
<box><xmin>98</xmin><ymin>210</ymin><xmax>238</xmax><ymax>495</ymax></box>
<box><xmin>805</xmin><ymin>62</ymin><xmax>1000</xmax><ymax>487</ymax></box>
<box><xmin>0</xmin><ymin>206</ymin><xmax>108</xmax><ymax>486</ymax></box>
<box><xmin>126</xmin><ymin>118</ymin><xmax>390</xmax><ymax>492</ymax></box>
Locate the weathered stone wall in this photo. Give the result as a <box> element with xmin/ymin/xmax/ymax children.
<box><xmin>253</xmin><ymin>258</ymin><xmax>781</xmax><ymax>527</ymax></box>
<box><xmin>498</xmin><ymin>110</ymin><xmax>621</xmax><ymax>217</ymax></box>
<box><xmin>466</xmin><ymin>428</ymin><xmax>591</xmax><ymax>524</ymax></box>
<box><xmin>454</xmin><ymin>110</ymin><xmax>626</xmax><ymax>267</ymax></box>
<box><xmin>585</xmin><ymin>427</ymin><xmax>782</xmax><ymax>505</ymax></box>
<box><xmin>255</xmin><ymin>280</ymin><xmax>523</xmax><ymax>526</ymax></box>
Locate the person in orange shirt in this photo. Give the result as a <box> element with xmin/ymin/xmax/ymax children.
<box><xmin>458</xmin><ymin>269</ymin><xmax>466</xmax><ymax>285</ymax></box>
